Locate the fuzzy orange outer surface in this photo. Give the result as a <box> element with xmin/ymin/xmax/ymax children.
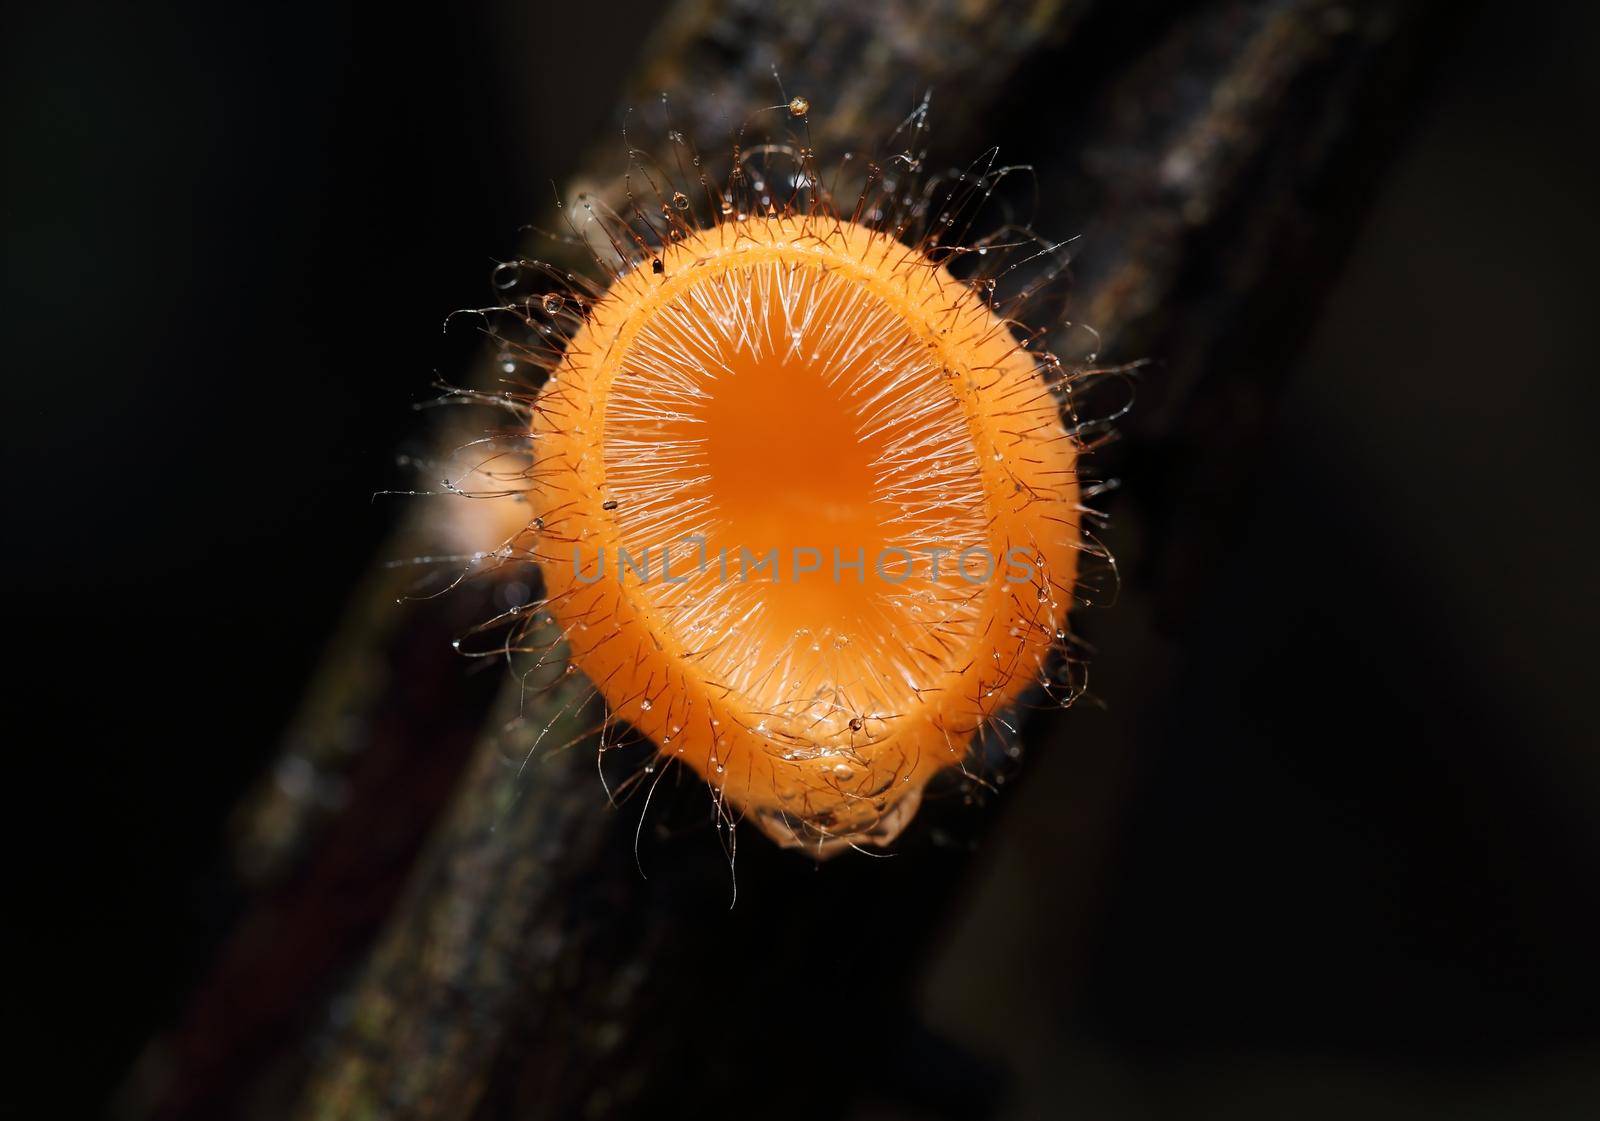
<box><xmin>530</xmin><ymin>216</ymin><xmax>1079</xmax><ymax>853</ymax></box>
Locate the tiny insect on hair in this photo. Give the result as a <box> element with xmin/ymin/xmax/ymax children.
<box><xmin>424</xmin><ymin>93</ymin><xmax>1123</xmax><ymax>859</ymax></box>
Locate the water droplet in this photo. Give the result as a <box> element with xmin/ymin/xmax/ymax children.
<box><xmin>541</xmin><ymin>293</ymin><xmax>562</xmax><ymax>314</ymax></box>
<box><xmin>788</xmin><ymin>96</ymin><xmax>810</xmax><ymax>117</ymax></box>
<box><xmin>601</xmin><ymin>498</ymin><xmax>619</xmax><ymax>511</ymax></box>
<box><xmin>671</xmin><ymin>190</ymin><xmax>690</xmax><ymax>210</ymax></box>
<box><xmin>848</xmin><ymin>717</ymin><xmax>863</xmax><ymax>732</ymax></box>
<box><xmin>639</xmin><ymin>698</ymin><xmax>653</xmax><ymax>712</ymax></box>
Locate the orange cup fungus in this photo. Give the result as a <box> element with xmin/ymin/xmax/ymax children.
<box><xmin>534</xmin><ymin>221</ymin><xmax>1086</xmax><ymax>848</ymax></box>
<box><xmin>468</xmin><ymin>104</ymin><xmax>1093</xmax><ymax>855</ymax></box>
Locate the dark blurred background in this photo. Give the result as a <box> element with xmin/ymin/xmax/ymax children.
<box><xmin>6</xmin><ymin>0</ymin><xmax>1598</xmax><ymax>1117</ymax></box>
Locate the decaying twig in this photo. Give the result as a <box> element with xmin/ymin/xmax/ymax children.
<box><xmin>121</xmin><ymin>2</ymin><xmax>1460</xmax><ymax>1118</ymax></box>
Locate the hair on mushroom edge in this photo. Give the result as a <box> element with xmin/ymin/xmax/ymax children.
<box><xmin>403</xmin><ymin>91</ymin><xmax>1132</xmax><ymax>872</ymax></box>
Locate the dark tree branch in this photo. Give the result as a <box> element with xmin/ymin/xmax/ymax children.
<box><xmin>121</xmin><ymin>2</ymin><xmax>1461</xmax><ymax>1118</ymax></box>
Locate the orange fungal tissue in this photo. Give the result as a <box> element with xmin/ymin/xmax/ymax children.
<box><xmin>463</xmin><ymin>100</ymin><xmax>1101</xmax><ymax>856</ymax></box>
